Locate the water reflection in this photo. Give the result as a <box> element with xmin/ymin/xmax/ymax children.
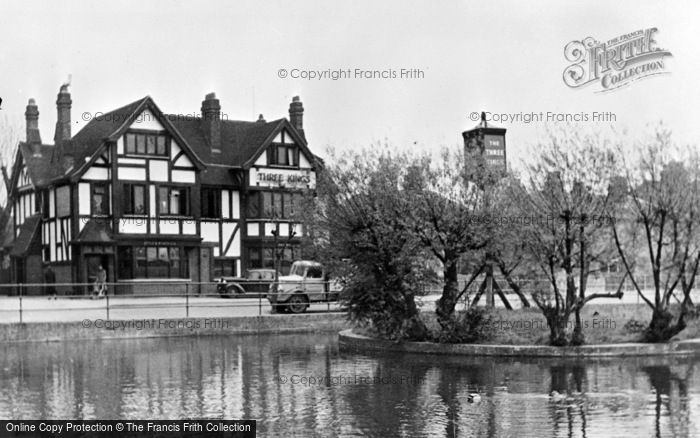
<box><xmin>1</xmin><ymin>334</ymin><xmax>699</xmax><ymax>437</ymax></box>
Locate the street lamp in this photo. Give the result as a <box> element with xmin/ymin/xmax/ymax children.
<box><xmin>270</xmin><ymin>223</ymin><xmax>297</xmax><ymax>283</ymax></box>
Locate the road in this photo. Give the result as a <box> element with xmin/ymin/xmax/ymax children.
<box><xmin>2</xmin><ymin>289</ymin><xmax>697</xmax><ymax>324</ymax></box>
<box><xmin>0</xmin><ymin>295</ymin><xmax>344</xmax><ymax>324</ymax></box>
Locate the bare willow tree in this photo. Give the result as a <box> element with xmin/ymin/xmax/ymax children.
<box><xmin>518</xmin><ymin>126</ymin><xmax>625</xmax><ymax>346</ymax></box>
<box><xmin>402</xmin><ymin>148</ymin><xmax>494</xmax><ymax>331</ymax></box>
<box><xmin>612</xmin><ymin>126</ymin><xmax>700</xmax><ymax>342</ymax></box>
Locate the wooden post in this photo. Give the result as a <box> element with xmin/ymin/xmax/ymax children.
<box><xmin>486</xmin><ymin>264</ymin><xmax>494</xmax><ymax>308</ymax></box>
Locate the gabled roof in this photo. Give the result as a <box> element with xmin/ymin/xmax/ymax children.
<box><xmin>7</xmin><ymin>98</ymin><xmax>155</xmax><ymax>190</ymax></box>
<box><xmin>168</xmin><ymin>116</ymin><xmax>316</xmax><ymax>185</ymax></box>
<box><xmin>167</xmin><ymin>117</ymin><xmax>257</xmax><ymax>164</ymax></box>
<box><xmin>69</xmin><ymin>98</ymin><xmax>148</xmax><ymax>168</ymax></box>
<box><xmin>8</xmin><ymin>94</ymin><xmax>317</xmax><ymax>191</ymax></box>
<box><xmin>9</xmin><ymin>143</ymin><xmax>64</xmax><ymax>194</ymax></box>
<box><xmin>166</xmin><ymin>117</ymin><xmax>287</xmax><ymax>167</ymax></box>
<box><xmin>242</xmin><ymin>118</ymin><xmax>316</xmax><ymax>169</ymax></box>
<box><xmin>70</xmin><ymin>96</ymin><xmax>206</xmax><ymax>180</ymax></box>
<box><xmin>10</xmin><ymin>214</ymin><xmax>41</xmax><ymax>257</ymax></box>
<box><xmin>238</xmin><ymin>119</ymin><xmax>286</xmax><ymax>166</ymax></box>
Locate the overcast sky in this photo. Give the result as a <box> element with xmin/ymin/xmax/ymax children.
<box><xmin>1</xmin><ymin>0</ymin><xmax>699</xmax><ymax>171</ymax></box>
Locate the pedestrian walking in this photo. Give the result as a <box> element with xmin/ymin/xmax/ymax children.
<box><xmin>44</xmin><ymin>264</ymin><xmax>57</xmax><ymax>299</ymax></box>
<box><xmin>93</xmin><ymin>265</ymin><xmax>107</xmax><ymax>298</ymax></box>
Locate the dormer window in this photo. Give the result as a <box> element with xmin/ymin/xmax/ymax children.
<box><xmin>125</xmin><ymin>132</ymin><xmax>168</xmax><ymax>156</ymax></box>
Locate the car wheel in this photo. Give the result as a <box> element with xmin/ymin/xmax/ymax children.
<box><xmin>287</xmin><ymin>294</ymin><xmax>309</xmax><ymax>314</ymax></box>
<box><xmin>226</xmin><ymin>284</ymin><xmax>245</xmax><ymax>297</ymax></box>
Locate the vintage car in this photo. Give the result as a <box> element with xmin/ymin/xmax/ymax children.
<box><xmin>216</xmin><ymin>269</ymin><xmax>277</xmax><ymax>298</ymax></box>
<box><xmin>267</xmin><ymin>261</ymin><xmax>342</xmax><ymax>313</ymax></box>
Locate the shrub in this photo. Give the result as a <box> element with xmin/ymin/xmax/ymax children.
<box><xmin>435</xmin><ymin>306</ymin><xmax>493</xmax><ymax>344</ymax></box>
<box><xmin>623</xmin><ymin>319</ymin><xmax>647</xmax><ymax>334</ymax></box>
<box><xmin>343</xmin><ymin>276</ymin><xmax>428</xmax><ymax>342</ymax></box>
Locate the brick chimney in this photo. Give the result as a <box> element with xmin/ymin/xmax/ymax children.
<box><xmin>25</xmin><ymin>98</ymin><xmax>42</xmax><ymax>145</ymax></box>
<box><xmin>289</xmin><ymin>96</ymin><xmax>304</xmax><ymax>138</ymax></box>
<box><xmin>201</xmin><ymin>92</ymin><xmax>221</xmax><ymax>153</ymax></box>
<box><xmin>54</xmin><ymin>84</ymin><xmax>72</xmax><ymax>144</ymax></box>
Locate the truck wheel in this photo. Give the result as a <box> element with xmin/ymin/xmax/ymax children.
<box><xmin>287</xmin><ymin>294</ymin><xmax>309</xmax><ymax>314</ymax></box>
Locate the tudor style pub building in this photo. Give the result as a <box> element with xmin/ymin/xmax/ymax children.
<box><xmin>4</xmin><ymin>85</ymin><xmax>318</xmax><ymax>294</ymax></box>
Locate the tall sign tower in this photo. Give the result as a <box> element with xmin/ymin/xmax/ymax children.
<box><xmin>461</xmin><ymin>112</ymin><xmax>508</xmax><ymax>308</ymax></box>
<box><xmin>462</xmin><ymin>112</ymin><xmax>507</xmax><ymax>174</ymax></box>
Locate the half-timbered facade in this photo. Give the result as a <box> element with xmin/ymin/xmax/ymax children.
<box><xmin>3</xmin><ymin>86</ymin><xmax>318</xmax><ymax>294</ymax></box>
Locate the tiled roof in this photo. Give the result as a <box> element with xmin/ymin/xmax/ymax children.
<box><xmin>10</xmin><ymin>214</ymin><xmax>41</xmax><ymax>257</ymax></box>
<box><xmin>15</xmin><ymin>95</ymin><xmax>312</xmax><ymax>189</ymax></box>
<box><xmin>168</xmin><ymin>117</ymin><xmax>284</xmax><ymax>163</ymax></box>
<box><xmin>69</xmin><ymin>97</ymin><xmax>148</xmax><ymax>166</ymax></box>
<box><xmin>167</xmin><ymin>117</ymin><xmax>286</xmax><ymax>185</ymax></box>
<box><xmin>18</xmin><ymin>143</ymin><xmax>61</xmax><ymax>187</ymax></box>
<box><xmin>15</xmin><ymin>98</ymin><xmax>150</xmax><ymax>189</ymax></box>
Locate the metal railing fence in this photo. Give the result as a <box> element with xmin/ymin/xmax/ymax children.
<box><xmin>0</xmin><ymin>280</ymin><xmax>344</xmax><ymax>323</ymax></box>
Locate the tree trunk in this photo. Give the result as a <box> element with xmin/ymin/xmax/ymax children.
<box><xmin>543</xmin><ymin>308</ymin><xmax>569</xmax><ymax>346</ymax></box>
<box><xmin>400</xmin><ymin>283</ymin><xmax>428</xmax><ymax>340</ymax></box>
<box><xmin>571</xmin><ymin>306</ymin><xmax>584</xmax><ymax>346</ymax></box>
<box><xmin>646</xmin><ymin>307</ymin><xmax>686</xmax><ymax>342</ymax></box>
<box><xmin>405</xmin><ymin>293</ymin><xmax>419</xmax><ymax>316</ymax></box>
<box><xmin>436</xmin><ymin>256</ymin><xmax>460</xmax><ymax>330</ymax></box>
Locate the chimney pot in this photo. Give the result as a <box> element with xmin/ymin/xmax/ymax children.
<box><xmin>257</xmin><ymin>114</ymin><xmax>266</xmax><ymax>123</ymax></box>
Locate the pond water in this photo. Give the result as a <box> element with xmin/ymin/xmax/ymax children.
<box><xmin>1</xmin><ymin>333</ymin><xmax>699</xmax><ymax>437</ymax></box>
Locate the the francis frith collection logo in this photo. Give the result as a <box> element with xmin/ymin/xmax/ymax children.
<box><xmin>563</xmin><ymin>28</ymin><xmax>672</xmax><ymax>92</ymax></box>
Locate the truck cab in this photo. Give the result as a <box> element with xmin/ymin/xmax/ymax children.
<box><xmin>267</xmin><ymin>261</ymin><xmax>341</xmax><ymax>313</ymax></box>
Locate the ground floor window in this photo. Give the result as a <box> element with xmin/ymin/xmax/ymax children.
<box><xmin>117</xmin><ymin>245</ymin><xmax>189</xmax><ymax>279</ymax></box>
<box><xmin>246</xmin><ymin>244</ymin><xmax>300</xmax><ymax>275</ymax></box>
<box><xmin>213</xmin><ymin>258</ymin><xmax>237</xmax><ymax>278</ymax></box>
